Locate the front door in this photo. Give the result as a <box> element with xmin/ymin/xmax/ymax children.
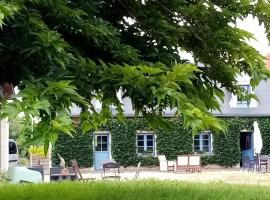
<box><xmin>94</xmin><ymin>133</ymin><xmax>110</xmax><ymax>170</ymax></box>
<box><xmin>240</xmin><ymin>131</ymin><xmax>253</xmax><ymax>166</ymax></box>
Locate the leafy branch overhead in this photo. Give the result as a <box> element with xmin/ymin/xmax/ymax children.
<box><xmin>1</xmin><ymin>0</ymin><xmax>270</xmax><ymax>151</ymax></box>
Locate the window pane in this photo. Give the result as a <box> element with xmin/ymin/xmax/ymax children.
<box><xmin>95</xmin><ymin>144</ymin><xmax>101</xmax><ymax>151</ymax></box>
<box><xmin>137</xmin><ymin>147</ymin><xmax>144</xmax><ymax>153</ymax></box>
<box><xmin>203</xmin><ymin>146</ymin><xmax>209</xmax><ymax>152</ymax></box>
<box><xmin>97</xmin><ymin>136</ymin><xmax>101</xmax><ymax>143</ymax></box>
<box><xmin>202</xmin><ymin>134</ymin><xmax>209</xmax><ymax>140</ymax></box>
<box><xmin>102</xmin><ymin>136</ymin><xmax>108</xmax><ymax>142</ymax></box>
<box><xmin>146</xmin><ymin>147</ymin><xmax>153</xmax><ymax>153</ymax></box>
<box><xmin>137</xmin><ymin>141</ymin><xmax>144</xmax><ymax>147</ymax></box>
<box><xmin>194</xmin><ymin>135</ymin><xmax>199</xmax><ymax>140</ymax></box>
<box><xmin>194</xmin><ymin>140</ymin><xmax>200</xmax><ymax>146</ymax></box>
<box><xmin>147</xmin><ymin>135</ymin><xmax>153</xmax><ymax>140</ymax></box>
<box><xmin>102</xmin><ymin>143</ymin><xmax>108</xmax><ymax>151</ymax></box>
<box><xmin>203</xmin><ymin>140</ymin><xmax>209</xmax><ymax>145</ymax></box>
<box><xmin>194</xmin><ymin>146</ymin><xmax>200</xmax><ymax>152</ymax></box>
<box><xmin>237</xmin><ymin>85</ymin><xmax>250</xmax><ymax>105</ymax></box>
<box><xmin>147</xmin><ymin>140</ymin><xmax>153</xmax><ymax>147</ymax></box>
<box><xmin>137</xmin><ymin>135</ymin><xmax>144</xmax><ymax>140</ymax></box>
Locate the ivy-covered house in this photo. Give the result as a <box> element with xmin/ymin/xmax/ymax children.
<box><xmin>52</xmin><ymin>72</ymin><xmax>270</xmax><ymax>170</ymax></box>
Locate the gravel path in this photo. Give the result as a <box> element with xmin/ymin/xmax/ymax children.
<box><xmin>44</xmin><ymin>169</ymin><xmax>270</xmax><ymax>185</ymax></box>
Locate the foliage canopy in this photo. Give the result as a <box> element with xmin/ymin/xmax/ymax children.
<box><xmin>1</xmin><ymin>0</ymin><xmax>270</xmax><ymax>152</ymax></box>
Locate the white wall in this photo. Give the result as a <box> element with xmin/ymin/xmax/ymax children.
<box><xmin>0</xmin><ymin>119</ymin><xmax>9</xmax><ymax>171</ymax></box>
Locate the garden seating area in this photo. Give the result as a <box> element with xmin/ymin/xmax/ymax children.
<box><xmin>242</xmin><ymin>154</ymin><xmax>269</xmax><ymax>172</ymax></box>
<box><xmin>158</xmin><ymin>155</ymin><xmax>201</xmax><ymax>173</ymax></box>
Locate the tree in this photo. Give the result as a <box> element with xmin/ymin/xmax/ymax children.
<box><xmin>0</xmin><ymin>0</ymin><xmax>270</xmax><ymax>153</ymax></box>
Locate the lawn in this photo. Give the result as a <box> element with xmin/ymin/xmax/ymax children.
<box><xmin>0</xmin><ymin>180</ymin><xmax>269</xmax><ymax>200</ymax></box>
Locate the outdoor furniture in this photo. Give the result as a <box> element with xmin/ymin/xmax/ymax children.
<box><xmin>28</xmin><ymin>166</ymin><xmax>44</xmax><ymax>181</ymax></box>
<box><xmin>101</xmin><ymin>162</ymin><xmax>121</xmax><ymax>180</ymax></box>
<box><xmin>123</xmin><ymin>161</ymin><xmax>141</xmax><ymax>180</ymax></box>
<box><xmin>50</xmin><ymin>167</ymin><xmax>76</xmax><ymax>181</ymax></box>
<box><xmin>71</xmin><ymin>159</ymin><xmax>96</xmax><ymax>181</ymax></box>
<box><xmin>134</xmin><ymin>161</ymin><xmax>141</xmax><ymax>180</ymax></box>
<box><xmin>253</xmin><ymin>155</ymin><xmax>260</xmax><ymax>172</ymax></box>
<box><xmin>158</xmin><ymin>155</ymin><xmax>175</xmax><ymax>172</ymax></box>
<box><xmin>189</xmin><ymin>155</ymin><xmax>201</xmax><ymax>173</ymax></box>
<box><xmin>242</xmin><ymin>156</ymin><xmax>254</xmax><ymax>172</ymax></box>
<box><xmin>176</xmin><ymin>155</ymin><xmax>190</xmax><ymax>172</ymax></box>
<box><xmin>259</xmin><ymin>155</ymin><xmax>268</xmax><ymax>172</ymax></box>
<box><xmin>7</xmin><ymin>167</ymin><xmax>43</xmax><ymax>183</ymax></box>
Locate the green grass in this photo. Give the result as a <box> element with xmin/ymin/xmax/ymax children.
<box><xmin>0</xmin><ymin>180</ymin><xmax>270</xmax><ymax>200</ymax></box>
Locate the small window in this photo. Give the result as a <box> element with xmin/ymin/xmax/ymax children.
<box><xmin>193</xmin><ymin>132</ymin><xmax>212</xmax><ymax>154</ymax></box>
<box><xmin>137</xmin><ymin>132</ymin><xmax>155</xmax><ymax>156</ymax></box>
<box><xmin>237</xmin><ymin>85</ymin><xmax>251</xmax><ymax>107</ymax></box>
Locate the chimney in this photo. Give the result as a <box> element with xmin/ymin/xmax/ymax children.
<box><xmin>266</xmin><ymin>53</ymin><xmax>270</xmax><ymax>70</ymax></box>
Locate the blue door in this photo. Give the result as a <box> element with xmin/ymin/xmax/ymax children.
<box><xmin>240</xmin><ymin>132</ymin><xmax>253</xmax><ymax>164</ymax></box>
<box><xmin>94</xmin><ymin>134</ymin><xmax>110</xmax><ymax>170</ymax></box>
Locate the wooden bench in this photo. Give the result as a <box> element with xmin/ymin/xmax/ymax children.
<box><xmin>50</xmin><ymin>167</ymin><xmax>76</xmax><ymax>181</ymax></box>
<box><xmin>176</xmin><ymin>155</ymin><xmax>201</xmax><ymax>173</ymax></box>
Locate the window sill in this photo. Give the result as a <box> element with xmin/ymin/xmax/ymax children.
<box><xmin>137</xmin><ymin>154</ymin><xmax>155</xmax><ymax>157</ymax></box>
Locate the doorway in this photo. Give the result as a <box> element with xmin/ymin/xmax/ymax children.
<box><xmin>94</xmin><ymin>132</ymin><xmax>111</xmax><ymax>170</ymax></box>
<box><xmin>240</xmin><ymin>131</ymin><xmax>253</xmax><ymax>166</ymax></box>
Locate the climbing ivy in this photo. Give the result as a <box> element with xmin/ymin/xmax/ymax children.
<box><xmin>156</xmin><ymin>119</ymin><xmax>193</xmax><ymax>160</ymax></box>
<box><xmin>52</xmin><ymin>117</ymin><xmax>270</xmax><ymax>168</ymax></box>
<box><xmin>203</xmin><ymin>117</ymin><xmax>270</xmax><ymax>167</ymax></box>
<box><xmin>109</xmin><ymin>118</ymin><xmax>159</xmax><ymax>167</ymax></box>
<box><xmin>52</xmin><ymin>128</ymin><xmax>93</xmax><ymax>167</ymax></box>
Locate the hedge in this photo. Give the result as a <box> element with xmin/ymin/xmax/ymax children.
<box><xmin>52</xmin><ymin>117</ymin><xmax>270</xmax><ymax>168</ymax></box>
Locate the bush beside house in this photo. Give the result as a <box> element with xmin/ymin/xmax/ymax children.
<box><xmin>52</xmin><ymin>117</ymin><xmax>270</xmax><ymax>168</ymax></box>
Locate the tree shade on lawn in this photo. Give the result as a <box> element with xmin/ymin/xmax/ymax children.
<box><xmin>1</xmin><ymin>181</ymin><xmax>270</xmax><ymax>200</ymax></box>
<box><xmin>1</xmin><ymin>1</ymin><xmax>270</xmax><ymax>151</ymax></box>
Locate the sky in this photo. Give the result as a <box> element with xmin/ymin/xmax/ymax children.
<box><xmin>180</xmin><ymin>15</ymin><xmax>270</xmax><ymax>62</ymax></box>
<box><xmin>237</xmin><ymin>15</ymin><xmax>270</xmax><ymax>56</ymax></box>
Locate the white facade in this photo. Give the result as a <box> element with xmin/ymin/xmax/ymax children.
<box><xmin>0</xmin><ymin>119</ymin><xmax>9</xmax><ymax>171</ymax></box>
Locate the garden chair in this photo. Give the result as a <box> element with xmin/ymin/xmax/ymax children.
<box><xmin>259</xmin><ymin>155</ymin><xmax>268</xmax><ymax>173</ymax></box>
<box><xmin>101</xmin><ymin>162</ymin><xmax>121</xmax><ymax>180</ymax></box>
<box><xmin>71</xmin><ymin>159</ymin><xmax>96</xmax><ymax>181</ymax></box>
<box><xmin>242</xmin><ymin>156</ymin><xmax>254</xmax><ymax>172</ymax></box>
<box><xmin>189</xmin><ymin>155</ymin><xmax>201</xmax><ymax>173</ymax></box>
<box><xmin>134</xmin><ymin>161</ymin><xmax>141</xmax><ymax>180</ymax></box>
<box><xmin>158</xmin><ymin>155</ymin><xmax>175</xmax><ymax>172</ymax></box>
<box><xmin>253</xmin><ymin>155</ymin><xmax>260</xmax><ymax>172</ymax></box>
<box><xmin>123</xmin><ymin>161</ymin><xmax>141</xmax><ymax>180</ymax></box>
<box><xmin>176</xmin><ymin>155</ymin><xmax>189</xmax><ymax>172</ymax></box>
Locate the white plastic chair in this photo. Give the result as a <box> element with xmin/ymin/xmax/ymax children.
<box><xmin>158</xmin><ymin>155</ymin><xmax>175</xmax><ymax>172</ymax></box>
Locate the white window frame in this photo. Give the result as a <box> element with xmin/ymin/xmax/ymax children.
<box><xmin>193</xmin><ymin>131</ymin><xmax>212</xmax><ymax>155</ymax></box>
<box><xmin>236</xmin><ymin>85</ymin><xmax>252</xmax><ymax>107</ymax></box>
<box><xmin>136</xmin><ymin>131</ymin><xmax>156</xmax><ymax>157</ymax></box>
<box><xmin>229</xmin><ymin>73</ymin><xmax>258</xmax><ymax>108</ymax></box>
